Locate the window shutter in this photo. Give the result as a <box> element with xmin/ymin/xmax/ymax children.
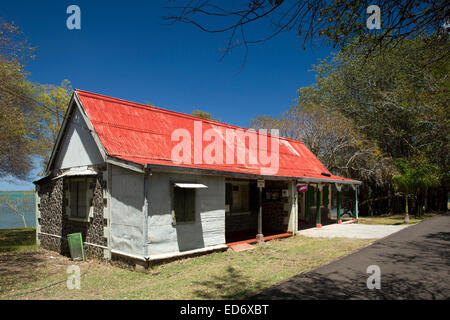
<box><xmin>185</xmin><ymin>188</ymin><xmax>195</xmax><ymax>222</ymax></box>
<box><xmin>174</xmin><ymin>187</ymin><xmax>184</xmax><ymax>221</ymax></box>
<box><xmin>173</xmin><ymin>187</ymin><xmax>196</xmax><ymax>223</ymax></box>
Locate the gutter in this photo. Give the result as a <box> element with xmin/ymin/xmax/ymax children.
<box><xmin>124</xmin><ymin>162</ymin><xmax>362</xmax><ymax>185</ymax></box>
<box><xmin>297</xmin><ymin>177</ymin><xmax>362</xmax><ymax>186</ymax></box>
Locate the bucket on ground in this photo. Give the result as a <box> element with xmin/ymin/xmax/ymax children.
<box><xmin>67</xmin><ymin>232</ymin><xmax>85</xmax><ymax>261</ymax></box>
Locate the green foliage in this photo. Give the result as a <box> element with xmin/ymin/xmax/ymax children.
<box><xmin>0</xmin><ymin>20</ymin><xmax>73</xmax><ymax>178</ymax></box>
<box><xmin>392</xmin><ymin>158</ymin><xmax>441</xmax><ymax>195</ymax></box>
<box><xmin>191</xmin><ymin>109</ymin><xmax>220</xmax><ymax>121</ymax></box>
<box><xmin>33</xmin><ymin>80</ymin><xmax>73</xmax><ymax>170</ymax></box>
<box><xmin>392</xmin><ymin>157</ymin><xmax>441</xmax><ymax>214</ymax></box>
<box><xmin>251</xmin><ymin>102</ymin><xmax>394</xmax><ymax>182</ymax></box>
<box><xmin>252</xmin><ymin>35</ymin><xmax>448</xmax><ymax>213</ymax></box>
<box><xmin>298</xmin><ymin>37</ymin><xmax>449</xmax><ymax>180</ymax></box>
<box><xmin>0</xmin><ymin>22</ymin><xmax>38</xmax><ymax>179</ymax></box>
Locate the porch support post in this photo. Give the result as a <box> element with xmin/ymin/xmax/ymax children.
<box><xmin>351</xmin><ymin>184</ymin><xmax>358</xmax><ymax>221</ymax></box>
<box><xmin>287</xmin><ymin>180</ymin><xmax>298</xmax><ymax>234</ymax></box>
<box><xmin>256</xmin><ymin>185</ymin><xmax>264</xmax><ymax>243</ymax></box>
<box><xmin>335</xmin><ymin>183</ymin><xmax>342</xmax><ymax>224</ymax></box>
<box><xmin>316</xmin><ymin>184</ymin><xmax>323</xmax><ymax>228</ymax></box>
<box><xmin>304</xmin><ymin>185</ymin><xmax>309</xmax><ymax>223</ymax></box>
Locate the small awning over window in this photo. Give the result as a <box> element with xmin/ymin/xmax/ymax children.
<box><xmin>174</xmin><ymin>183</ymin><xmax>208</xmax><ymax>189</ymax></box>
<box><xmin>52</xmin><ymin>167</ymin><xmax>98</xmax><ymax>180</ymax></box>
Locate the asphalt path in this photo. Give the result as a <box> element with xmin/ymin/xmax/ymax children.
<box><xmin>248</xmin><ymin>214</ymin><xmax>450</xmax><ymax>299</ymax></box>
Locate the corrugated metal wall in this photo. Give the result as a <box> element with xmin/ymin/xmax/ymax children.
<box><xmin>110</xmin><ymin>165</ymin><xmax>145</xmax><ymax>256</ymax></box>
<box><xmin>147</xmin><ymin>172</ymin><xmax>225</xmax><ymax>255</ymax></box>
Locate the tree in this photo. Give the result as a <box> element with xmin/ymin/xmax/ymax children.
<box><xmin>0</xmin><ymin>21</ymin><xmax>38</xmax><ymax>180</ymax></box>
<box><xmin>191</xmin><ymin>109</ymin><xmax>220</xmax><ymax>121</ymax></box>
<box><xmin>392</xmin><ymin>158</ymin><xmax>440</xmax><ymax>220</ymax></box>
<box><xmin>250</xmin><ymin>103</ymin><xmax>394</xmax><ymax>183</ymax></box>
<box><xmin>251</xmin><ymin>36</ymin><xmax>448</xmax><ymax>214</ymax></box>
<box><xmin>33</xmin><ymin>80</ymin><xmax>73</xmax><ymax>170</ymax></box>
<box><xmin>298</xmin><ymin>37</ymin><xmax>449</xmax><ymax>212</ymax></box>
<box><xmin>164</xmin><ymin>0</ymin><xmax>449</xmax><ymax>63</ymax></box>
<box><xmin>305</xmin><ymin>38</ymin><xmax>449</xmax><ymax>167</ymax></box>
<box><xmin>0</xmin><ymin>20</ymin><xmax>73</xmax><ymax>178</ymax></box>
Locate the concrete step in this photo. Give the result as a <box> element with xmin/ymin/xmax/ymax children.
<box><xmin>229</xmin><ymin>243</ymin><xmax>255</xmax><ymax>252</ymax></box>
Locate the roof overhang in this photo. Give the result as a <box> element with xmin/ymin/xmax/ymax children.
<box><xmin>52</xmin><ymin>167</ymin><xmax>98</xmax><ymax>180</ymax></box>
<box><xmin>296</xmin><ymin>177</ymin><xmax>362</xmax><ymax>186</ymax></box>
<box><xmin>110</xmin><ymin>161</ymin><xmax>362</xmax><ymax>185</ymax></box>
<box><xmin>174</xmin><ymin>183</ymin><xmax>208</xmax><ymax>189</ymax></box>
<box><xmin>45</xmin><ymin>92</ymin><xmax>107</xmax><ymax>176</ymax></box>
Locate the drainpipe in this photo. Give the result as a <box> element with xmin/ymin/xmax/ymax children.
<box><xmin>256</xmin><ymin>185</ymin><xmax>264</xmax><ymax>243</ymax></box>
<box><xmin>143</xmin><ymin>164</ymin><xmax>151</xmax><ymax>257</ymax></box>
<box><xmin>351</xmin><ymin>184</ymin><xmax>358</xmax><ymax>221</ymax></box>
<box><xmin>316</xmin><ymin>184</ymin><xmax>323</xmax><ymax>228</ymax></box>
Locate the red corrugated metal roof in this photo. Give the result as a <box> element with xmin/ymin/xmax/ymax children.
<box><xmin>75</xmin><ymin>89</ymin><xmax>358</xmax><ymax>183</ymax></box>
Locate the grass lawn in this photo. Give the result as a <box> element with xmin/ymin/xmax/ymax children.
<box><xmin>0</xmin><ymin>229</ymin><xmax>375</xmax><ymax>300</ymax></box>
<box><xmin>357</xmin><ymin>212</ymin><xmax>439</xmax><ymax>225</ymax></box>
<box><xmin>0</xmin><ymin>228</ymin><xmax>38</xmax><ymax>254</ymax></box>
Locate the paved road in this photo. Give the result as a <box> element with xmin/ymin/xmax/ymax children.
<box><xmin>297</xmin><ymin>223</ymin><xmax>410</xmax><ymax>239</ymax></box>
<box><xmin>249</xmin><ymin>214</ymin><xmax>450</xmax><ymax>299</ymax></box>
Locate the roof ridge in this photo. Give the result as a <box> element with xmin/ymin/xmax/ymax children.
<box><xmin>75</xmin><ymin>89</ymin><xmax>306</xmax><ymax>145</ymax></box>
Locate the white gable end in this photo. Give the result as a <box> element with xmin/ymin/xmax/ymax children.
<box><xmin>54</xmin><ymin>106</ymin><xmax>104</xmax><ymax>169</ymax></box>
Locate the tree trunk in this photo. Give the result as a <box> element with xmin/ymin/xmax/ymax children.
<box><xmin>387</xmin><ymin>187</ymin><xmax>392</xmax><ymax>215</ymax></box>
<box><xmin>404</xmin><ymin>194</ymin><xmax>410</xmax><ymax>223</ymax></box>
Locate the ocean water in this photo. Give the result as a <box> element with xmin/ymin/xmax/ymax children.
<box><xmin>0</xmin><ymin>191</ymin><xmax>35</xmax><ymax>229</ymax></box>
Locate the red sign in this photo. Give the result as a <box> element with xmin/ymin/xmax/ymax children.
<box><xmin>297</xmin><ymin>184</ymin><xmax>308</xmax><ymax>193</ymax></box>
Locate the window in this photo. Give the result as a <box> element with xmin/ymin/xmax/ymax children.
<box><xmin>66</xmin><ymin>178</ymin><xmax>93</xmax><ymax>221</ymax></box>
<box><xmin>173</xmin><ymin>187</ymin><xmax>196</xmax><ymax>223</ymax></box>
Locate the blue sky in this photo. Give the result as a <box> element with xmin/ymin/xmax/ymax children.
<box><xmin>0</xmin><ymin>1</ymin><xmax>334</xmax><ymax>191</ymax></box>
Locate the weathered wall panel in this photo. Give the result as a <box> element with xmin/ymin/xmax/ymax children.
<box><xmin>147</xmin><ymin>172</ymin><xmax>225</xmax><ymax>256</ymax></box>
<box><xmin>110</xmin><ymin>165</ymin><xmax>144</xmax><ymax>256</ymax></box>
<box><xmin>55</xmin><ymin>107</ymin><xmax>103</xmax><ymax>169</ymax></box>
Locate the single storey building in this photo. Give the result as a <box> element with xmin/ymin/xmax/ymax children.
<box><xmin>34</xmin><ymin>90</ymin><xmax>361</xmax><ymax>267</ymax></box>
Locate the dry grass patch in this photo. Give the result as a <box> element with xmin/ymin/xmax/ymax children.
<box><xmin>0</xmin><ymin>235</ymin><xmax>374</xmax><ymax>300</ymax></box>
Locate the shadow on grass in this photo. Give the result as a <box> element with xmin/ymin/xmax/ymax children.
<box><xmin>0</xmin><ymin>250</ymin><xmax>49</xmax><ymax>296</ymax></box>
<box><xmin>192</xmin><ymin>265</ymin><xmax>267</xmax><ymax>300</ymax></box>
<box><xmin>0</xmin><ymin>228</ymin><xmax>44</xmax><ymax>296</ymax></box>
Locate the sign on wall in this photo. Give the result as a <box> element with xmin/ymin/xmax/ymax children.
<box><xmin>297</xmin><ymin>184</ymin><xmax>308</xmax><ymax>193</ymax></box>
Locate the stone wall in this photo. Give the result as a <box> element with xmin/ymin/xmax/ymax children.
<box><xmin>262</xmin><ymin>181</ymin><xmax>290</xmax><ymax>233</ymax></box>
<box><xmin>37</xmin><ymin>175</ymin><xmax>107</xmax><ymax>260</ymax></box>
